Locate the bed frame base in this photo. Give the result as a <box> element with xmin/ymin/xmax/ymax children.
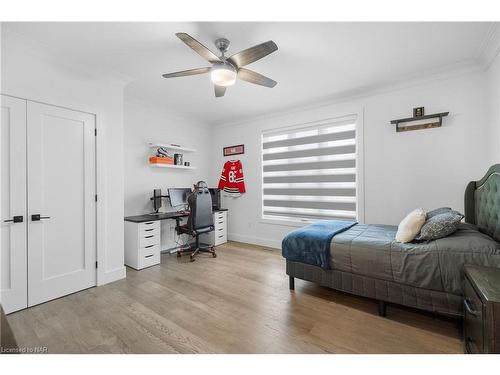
<box><xmin>286</xmin><ymin>260</ymin><xmax>463</xmax><ymax>318</ymax></box>
<box><xmin>290</xmin><ymin>274</ymin><xmax>387</xmax><ymax>316</ymax></box>
<box><xmin>378</xmin><ymin>300</ymin><xmax>387</xmax><ymax>317</ymax></box>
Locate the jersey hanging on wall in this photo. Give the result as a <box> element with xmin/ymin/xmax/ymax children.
<box><xmin>218</xmin><ymin>160</ymin><xmax>246</xmax><ymax>196</ymax></box>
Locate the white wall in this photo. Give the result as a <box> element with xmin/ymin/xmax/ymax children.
<box><xmin>1</xmin><ymin>30</ymin><xmax>126</xmax><ymax>285</ymax></box>
<box><xmin>211</xmin><ymin>70</ymin><xmax>490</xmax><ymax>248</ymax></box>
<box><xmin>123</xmin><ymin>93</ymin><xmax>212</xmax><ymax>250</ymax></box>
<box><xmin>485</xmin><ymin>27</ymin><xmax>500</xmax><ymax>163</ymax></box>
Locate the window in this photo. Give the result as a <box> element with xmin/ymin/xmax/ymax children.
<box><xmin>261</xmin><ymin>116</ymin><xmax>359</xmax><ymax>223</ymax></box>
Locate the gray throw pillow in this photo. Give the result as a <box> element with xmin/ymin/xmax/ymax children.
<box><xmin>426</xmin><ymin>207</ymin><xmax>452</xmax><ymax>219</ymax></box>
<box><xmin>416</xmin><ymin>211</ymin><xmax>464</xmax><ymax>241</ymax></box>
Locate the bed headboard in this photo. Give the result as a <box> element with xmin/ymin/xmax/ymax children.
<box><xmin>465</xmin><ymin>164</ymin><xmax>500</xmax><ymax>242</ymax></box>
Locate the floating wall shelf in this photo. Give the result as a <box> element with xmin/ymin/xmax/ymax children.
<box><xmin>390</xmin><ymin>112</ymin><xmax>449</xmax><ymax>133</ymax></box>
<box><xmin>148</xmin><ymin>142</ymin><xmax>196</xmax><ymax>169</ymax></box>
<box><xmin>148</xmin><ymin>143</ymin><xmax>196</xmax><ymax>153</ymax></box>
<box><xmin>149</xmin><ymin>163</ymin><xmax>196</xmax><ymax>170</ymax></box>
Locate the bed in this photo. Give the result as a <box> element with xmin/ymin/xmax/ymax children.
<box><xmin>284</xmin><ymin>165</ymin><xmax>500</xmax><ymax>317</ymax></box>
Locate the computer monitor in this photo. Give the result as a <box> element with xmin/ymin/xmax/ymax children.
<box><xmin>168</xmin><ymin>188</ymin><xmax>192</xmax><ymax>208</ymax></box>
<box><xmin>152</xmin><ymin>189</ymin><xmax>162</xmax><ymax>212</ymax></box>
<box><xmin>208</xmin><ymin>188</ymin><xmax>221</xmax><ymax>210</ymax></box>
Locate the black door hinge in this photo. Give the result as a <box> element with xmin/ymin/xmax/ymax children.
<box><xmin>95</xmin><ymin>194</ymin><xmax>98</xmax><ymax>202</ymax></box>
<box><xmin>94</xmin><ymin>128</ymin><xmax>97</xmax><ymax>136</ymax></box>
<box><xmin>95</xmin><ymin>261</ymin><xmax>98</xmax><ymax>269</ymax></box>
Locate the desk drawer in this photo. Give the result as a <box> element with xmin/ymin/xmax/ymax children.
<box><xmin>214</xmin><ymin>220</ymin><xmax>226</xmax><ymax>230</ymax></box>
<box><xmin>215</xmin><ymin>211</ymin><xmax>226</xmax><ymax>221</ymax></box>
<box><xmin>214</xmin><ymin>233</ymin><xmax>227</xmax><ymax>246</ymax></box>
<box><xmin>464</xmin><ymin>277</ymin><xmax>484</xmax><ymax>353</ymax></box>
<box><xmin>139</xmin><ymin>233</ymin><xmax>160</xmax><ymax>247</ymax></box>
<box><xmin>138</xmin><ymin>251</ymin><xmax>160</xmax><ymax>269</ymax></box>
<box><xmin>214</xmin><ymin>226</ymin><xmax>226</xmax><ymax>235</ymax></box>
<box><xmin>138</xmin><ymin>221</ymin><xmax>160</xmax><ymax>231</ymax></box>
<box><xmin>140</xmin><ymin>226</ymin><xmax>160</xmax><ymax>237</ymax></box>
<box><xmin>140</xmin><ymin>243</ymin><xmax>160</xmax><ymax>257</ymax></box>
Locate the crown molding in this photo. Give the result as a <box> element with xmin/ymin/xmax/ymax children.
<box><xmin>476</xmin><ymin>23</ymin><xmax>500</xmax><ymax>69</ymax></box>
<box><xmin>212</xmin><ymin>59</ymin><xmax>482</xmax><ymax>129</ymax></box>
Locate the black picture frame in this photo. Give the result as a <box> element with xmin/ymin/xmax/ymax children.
<box><xmin>413</xmin><ymin>107</ymin><xmax>425</xmax><ymax>117</ymax></box>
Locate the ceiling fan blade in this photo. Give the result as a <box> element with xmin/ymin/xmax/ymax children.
<box><xmin>214</xmin><ymin>85</ymin><xmax>226</xmax><ymax>97</ymax></box>
<box><xmin>237</xmin><ymin>68</ymin><xmax>277</xmax><ymax>88</ymax></box>
<box><xmin>175</xmin><ymin>33</ymin><xmax>221</xmax><ymax>64</ymax></box>
<box><xmin>162</xmin><ymin>67</ymin><xmax>211</xmax><ymax>78</ymax></box>
<box><xmin>228</xmin><ymin>41</ymin><xmax>278</xmax><ymax>68</ymax></box>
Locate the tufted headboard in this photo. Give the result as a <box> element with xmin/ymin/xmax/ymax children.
<box><xmin>465</xmin><ymin>164</ymin><xmax>500</xmax><ymax>243</ymax></box>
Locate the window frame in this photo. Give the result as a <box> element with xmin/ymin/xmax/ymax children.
<box><xmin>259</xmin><ymin>113</ymin><xmax>364</xmax><ymax>227</ymax></box>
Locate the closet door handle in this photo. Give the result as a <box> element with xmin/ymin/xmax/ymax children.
<box><xmin>31</xmin><ymin>214</ymin><xmax>51</xmax><ymax>221</ymax></box>
<box><xmin>3</xmin><ymin>216</ymin><xmax>23</xmax><ymax>223</ymax></box>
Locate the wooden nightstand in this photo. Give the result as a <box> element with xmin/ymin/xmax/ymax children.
<box><xmin>463</xmin><ymin>265</ymin><xmax>500</xmax><ymax>353</ymax></box>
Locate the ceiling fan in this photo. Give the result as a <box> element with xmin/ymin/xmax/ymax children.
<box><xmin>162</xmin><ymin>33</ymin><xmax>278</xmax><ymax>97</ymax></box>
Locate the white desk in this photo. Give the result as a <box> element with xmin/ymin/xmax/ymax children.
<box><xmin>124</xmin><ymin>209</ymin><xmax>228</xmax><ymax>270</ymax></box>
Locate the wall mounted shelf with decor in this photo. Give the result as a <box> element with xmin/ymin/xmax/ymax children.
<box><xmin>148</xmin><ymin>142</ymin><xmax>196</xmax><ymax>170</ymax></box>
<box><xmin>390</xmin><ymin>110</ymin><xmax>449</xmax><ymax>133</ymax></box>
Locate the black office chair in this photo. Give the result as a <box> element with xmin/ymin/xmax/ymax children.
<box><xmin>176</xmin><ymin>181</ymin><xmax>217</xmax><ymax>262</ymax></box>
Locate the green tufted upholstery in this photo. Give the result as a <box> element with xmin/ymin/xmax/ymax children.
<box><xmin>467</xmin><ymin>165</ymin><xmax>500</xmax><ymax>243</ymax></box>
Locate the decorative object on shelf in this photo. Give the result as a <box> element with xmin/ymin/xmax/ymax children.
<box><xmin>390</xmin><ymin>108</ymin><xmax>449</xmax><ymax>133</ymax></box>
<box><xmin>413</xmin><ymin>107</ymin><xmax>425</xmax><ymax>117</ymax></box>
<box><xmin>174</xmin><ymin>153</ymin><xmax>183</xmax><ymax>166</ymax></box>
<box><xmin>184</xmin><ymin>162</ymin><xmax>190</xmax><ymax>167</ymax></box>
<box><xmin>223</xmin><ymin>144</ymin><xmax>245</xmax><ymax>157</ymax></box>
<box><xmin>149</xmin><ymin>156</ymin><xmax>173</xmax><ymax>165</ymax></box>
<box><xmin>150</xmin><ymin>146</ymin><xmax>174</xmax><ymax>165</ymax></box>
<box><xmin>156</xmin><ymin>146</ymin><xmax>171</xmax><ymax>157</ymax></box>
<box><xmin>218</xmin><ymin>160</ymin><xmax>246</xmax><ymax>197</ymax></box>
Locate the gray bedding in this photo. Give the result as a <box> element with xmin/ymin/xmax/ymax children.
<box><xmin>330</xmin><ymin>223</ymin><xmax>500</xmax><ymax>295</ymax></box>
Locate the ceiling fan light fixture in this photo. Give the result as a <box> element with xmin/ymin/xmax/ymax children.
<box><xmin>210</xmin><ymin>63</ymin><xmax>237</xmax><ymax>87</ymax></box>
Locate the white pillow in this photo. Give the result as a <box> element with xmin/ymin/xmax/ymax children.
<box><xmin>395</xmin><ymin>208</ymin><xmax>426</xmax><ymax>243</ymax></box>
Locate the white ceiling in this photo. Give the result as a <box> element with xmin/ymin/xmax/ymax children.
<box><xmin>2</xmin><ymin>22</ymin><xmax>495</xmax><ymax>125</ymax></box>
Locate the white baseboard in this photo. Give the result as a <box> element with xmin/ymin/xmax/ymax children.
<box><xmin>228</xmin><ymin>233</ymin><xmax>281</xmax><ymax>249</ymax></box>
<box><xmin>98</xmin><ymin>266</ymin><xmax>126</xmax><ymax>286</ymax></box>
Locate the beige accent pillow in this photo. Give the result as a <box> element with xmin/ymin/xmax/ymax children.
<box><xmin>395</xmin><ymin>208</ymin><xmax>426</xmax><ymax>243</ymax></box>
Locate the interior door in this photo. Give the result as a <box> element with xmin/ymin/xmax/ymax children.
<box><xmin>1</xmin><ymin>95</ymin><xmax>28</xmax><ymax>314</ymax></box>
<box><xmin>27</xmin><ymin>101</ymin><xmax>96</xmax><ymax>307</ymax></box>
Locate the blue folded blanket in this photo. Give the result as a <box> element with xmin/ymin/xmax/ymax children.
<box><xmin>282</xmin><ymin>220</ymin><xmax>357</xmax><ymax>269</ymax></box>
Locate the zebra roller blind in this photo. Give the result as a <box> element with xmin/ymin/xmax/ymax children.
<box><xmin>262</xmin><ymin>116</ymin><xmax>358</xmax><ymax>222</ymax></box>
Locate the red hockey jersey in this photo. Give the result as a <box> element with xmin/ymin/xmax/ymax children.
<box><xmin>218</xmin><ymin>160</ymin><xmax>246</xmax><ymax>196</ymax></box>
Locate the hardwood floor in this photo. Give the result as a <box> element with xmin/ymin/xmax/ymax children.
<box><xmin>6</xmin><ymin>241</ymin><xmax>463</xmax><ymax>353</ymax></box>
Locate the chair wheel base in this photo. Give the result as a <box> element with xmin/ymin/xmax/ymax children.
<box><xmin>177</xmin><ymin>244</ymin><xmax>216</xmax><ymax>262</ymax></box>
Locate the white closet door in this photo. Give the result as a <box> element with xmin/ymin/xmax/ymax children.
<box><xmin>27</xmin><ymin>102</ymin><xmax>96</xmax><ymax>307</ymax></box>
<box><xmin>1</xmin><ymin>95</ymin><xmax>28</xmax><ymax>314</ymax></box>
